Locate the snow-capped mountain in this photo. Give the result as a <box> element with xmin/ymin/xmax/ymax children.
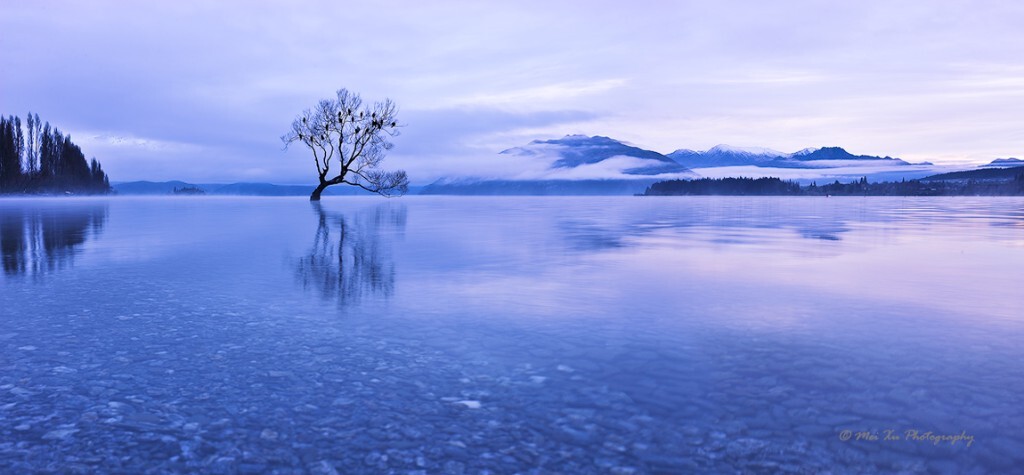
<box><xmin>668</xmin><ymin>145</ymin><xmax>910</xmax><ymax>169</ymax></box>
<box><xmin>501</xmin><ymin>135</ymin><xmax>693</xmax><ymax>176</ymax></box>
<box><xmin>668</xmin><ymin>145</ymin><xmax>789</xmax><ymax>168</ymax></box>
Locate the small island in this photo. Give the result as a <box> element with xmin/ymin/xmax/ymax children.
<box><xmin>172</xmin><ymin>186</ymin><xmax>206</xmax><ymax>195</ymax></box>
<box><xmin>0</xmin><ymin>113</ymin><xmax>111</xmax><ymax>195</ymax></box>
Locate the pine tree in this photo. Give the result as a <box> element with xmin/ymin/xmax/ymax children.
<box><xmin>39</xmin><ymin>122</ymin><xmax>53</xmax><ymax>178</ymax></box>
<box><xmin>25</xmin><ymin>113</ymin><xmax>37</xmax><ymax>175</ymax></box>
<box><xmin>0</xmin><ymin>116</ymin><xmax>24</xmax><ymax>190</ymax></box>
<box><xmin>14</xmin><ymin>116</ymin><xmax>24</xmax><ymax>174</ymax></box>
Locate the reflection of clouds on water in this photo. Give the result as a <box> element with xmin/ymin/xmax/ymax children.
<box><xmin>556</xmin><ymin>198</ymin><xmax>1024</xmax><ymax>256</ymax></box>
<box><xmin>800</xmin><ymin>230</ymin><xmax>842</xmax><ymax>241</ymax></box>
<box><xmin>557</xmin><ymin>219</ymin><xmax>626</xmax><ymax>251</ymax></box>
<box><xmin>295</xmin><ymin>202</ymin><xmax>406</xmax><ymax>307</ymax></box>
<box><xmin>556</xmin><ymin>199</ymin><xmax>855</xmax><ymax>255</ymax></box>
<box><xmin>0</xmin><ymin>202</ymin><xmax>107</xmax><ymax>277</ymax></box>
<box><xmin>551</xmin><ymin>197</ymin><xmax>1024</xmax><ymax>259</ymax></box>
<box><xmin>987</xmin><ymin>208</ymin><xmax>1024</xmax><ymax>229</ymax></box>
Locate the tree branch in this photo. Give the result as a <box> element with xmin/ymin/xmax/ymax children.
<box><xmin>283</xmin><ymin>88</ymin><xmax>405</xmax><ymax>200</ymax></box>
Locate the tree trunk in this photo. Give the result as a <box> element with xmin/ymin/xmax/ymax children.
<box><xmin>310</xmin><ymin>181</ymin><xmax>329</xmax><ymax>201</ymax></box>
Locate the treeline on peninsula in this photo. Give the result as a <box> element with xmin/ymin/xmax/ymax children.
<box><xmin>1</xmin><ymin>113</ymin><xmax>111</xmax><ymax>195</ymax></box>
<box><xmin>644</xmin><ymin>175</ymin><xmax>1024</xmax><ymax>196</ymax></box>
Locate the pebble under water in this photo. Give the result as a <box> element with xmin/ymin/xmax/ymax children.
<box><xmin>1</xmin><ymin>196</ymin><xmax>1023</xmax><ymax>474</ymax></box>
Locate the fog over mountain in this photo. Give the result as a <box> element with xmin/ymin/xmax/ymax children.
<box><xmin>982</xmin><ymin>158</ymin><xmax>1024</xmax><ymax>168</ymax></box>
<box><xmin>420</xmin><ymin>135</ymin><xmax>695</xmax><ymax>195</ymax></box>
<box><xmin>668</xmin><ymin>145</ymin><xmax>912</xmax><ymax>169</ymax></box>
<box><xmin>491</xmin><ymin>135</ymin><xmax>695</xmax><ymax>180</ymax></box>
<box><xmin>502</xmin><ymin>135</ymin><xmax>692</xmax><ymax>176</ymax></box>
<box><xmin>116</xmin><ymin>135</ymin><xmax>1018</xmax><ymax>195</ymax></box>
<box><xmin>461</xmin><ymin>136</ymin><xmax>921</xmax><ymax>182</ymax></box>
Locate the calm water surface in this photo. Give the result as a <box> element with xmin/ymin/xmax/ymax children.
<box><xmin>1</xmin><ymin>196</ymin><xmax>1023</xmax><ymax>474</ymax></box>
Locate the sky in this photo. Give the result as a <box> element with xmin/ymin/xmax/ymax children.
<box><xmin>2</xmin><ymin>1</ymin><xmax>1023</xmax><ymax>184</ymax></box>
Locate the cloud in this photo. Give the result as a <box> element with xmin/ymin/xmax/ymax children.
<box><xmin>3</xmin><ymin>1</ymin><xmax>1023</xmax><ymax>184</ymax></box>
<box><xmin>683</xmin><ymin>70</ymin><xmax>831</xmax><ymax>86</ymax></box>
<box><xmin>77</xmin><ymin>133</ymin><xmax>203</xmax><ymax>153</ymax></box>
<box><xmin>445</xmin><ymin>79</ymin><xmax>628</xmax><ymax>109</ymax></box>
<box><xmin>395</xmin><ymin>108</ymin><xmax>597</xmax><ymax>153</ymax></box>
<box><xmin>514</xmin><ymin>155</ymin><xmax>690</xmax><ymax>181</ymax></box>
<box><xmin>385</xmin><ymin>107</ymin><xmax>601</xmax><ymax>183</ymax></box>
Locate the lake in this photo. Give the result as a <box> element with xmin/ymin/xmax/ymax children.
<box><xmin>2</xmin><ymin>196</ymin><xmax>1023</xmax><ymax>474</ymax></box>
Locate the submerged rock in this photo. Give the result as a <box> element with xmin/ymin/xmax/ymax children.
<box><xmin>308</xmin><ymin>460</ymin><xmax>340</xmax><ymax>475</ymax></box>
<box><xmin>259</xmin><ymin>429</ymin><xmax>279</xmax><ymax>441</ymax></box>
<box><xmin>42</xmin><ymin>428</ymin><xmax>79</xmax><ymax>440</ymax></box>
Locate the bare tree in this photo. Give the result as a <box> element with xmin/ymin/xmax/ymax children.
<box><xmin>282</xmin><ymin>89</ymin><xmax>408</xmax><ymax>201</ymax></box>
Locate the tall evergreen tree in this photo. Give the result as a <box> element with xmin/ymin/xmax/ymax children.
<box><xmin>25</xmin><ymin>113</ymin><xmax>38</xmax><ymax>175</ymax></box>
<box><xmin>1</xmin><ymin>112</ymin><xmax>110</xmax><ymax>194</ymax></box>
<box><xmin>39</xmin><ymin>122</ymin><xmax>53</xmax><ymax>178</ymax></box>
<box><xmin>0</xmin><ymin>117</ymin><xmax>23</xmax><ymax>189</ymax></box>
<box><xmin>32</xmin><ymin>113</ymin><xmax>41</xmax><ymax>173</ymax></box>
<box><xmin>13</xmin><ymin>116</ymin><xmax>24</xmax><ymax>175</ymax></box>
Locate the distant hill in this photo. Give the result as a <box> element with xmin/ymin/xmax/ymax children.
<box><xmin>113</xmin><ymin>181</ymin><xmax>196</xmax><ymax>195</ymax></box>
<box><xmin>207</xmin><ymin>183</ymin><xmax>322</xmax><ymax>196</ymax></box>
<box><xmin>113</xmin><ymin>181</ymin><xmax>424</xmax><ymax>196</ymax></box>
<box><xmin>981</xmin><ymin>158</ymin><xmax>1024</xmax><ymax>168</ymax></box>
<box><xmin>922</xmin><ymin>165</ymin><xmax>1024</xmax><ymax>182</ymax></box>
<box><xmin>645</xmin><ymin>177</ymin><xmax>801</xmax><ymax>196</ymax></box>
<box><xmin>419</xmin><ymin>178</ymin><xmax>662</xmax><ymax>195</ymax></box>
<box><xmin>791</xmin><ymin>146</ymin><xmax>901</xmax><ymax>162</ymax></box>
<box><xmin>667</xmin><ymin>145</ymin><xmax>910</xmax><ymax>169</ymax></box>
<box><xmin>643</xmin><ymin>175</ymin><xmax>1024</xmax><ymax>196</ymax></box>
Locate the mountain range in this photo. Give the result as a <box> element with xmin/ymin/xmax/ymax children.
<box><xmin>421</xmin><ymin>135</ymin><xmax>699</xmax><ymax>195</ymax></box>
<box><xmin>667</xmin><ymin>145</ymin><xmax>912</xmax><ymax>169</ymax></box>
<box><xmin>422</xmin><ymin>135</ymin><xmax>927</xmax><ymax>194</ymax></box>
<box><xmin>116</xmin><ymin>135</ymin><xmax>1019</xmax><ymax>196</ymax></box>
<box><xmin>493</xmin><ymin>136</ymin><xmax>915</xmax><ymax>174</ymax></box>
<box><xmin>112</xmin><ymin>181</ymin><xmax>425</xmax><ymax>196</ymax></box>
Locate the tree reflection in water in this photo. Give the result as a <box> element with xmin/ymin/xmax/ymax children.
<box><xmin>0</xmin><ymin>202</ymin><xmax>108</xmax><ymax>277</ymax></box>
<box><xmin>295</xmin><ymin>202</ymin><xmax>406</xmax><ymax>307</ymax></box>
